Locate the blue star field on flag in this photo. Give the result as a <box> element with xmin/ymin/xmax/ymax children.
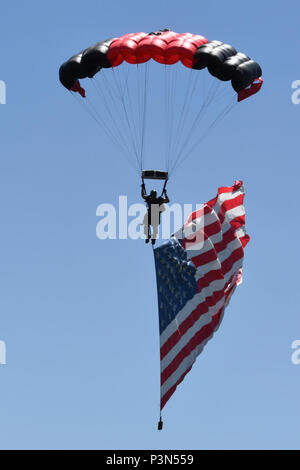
<box><xmin>154</xmin><ymin>238</ymin><xmax>198</xmax><ymax>335</ymax></box>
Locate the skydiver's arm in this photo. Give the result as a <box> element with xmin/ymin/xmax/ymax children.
<box><xmin>141</xmin><ymin>183</ymin><xmax>147</xmax><ymax>199</ymax></box>
<box><xmin>161</xmin><ymin>191</ymin><xmax>170</xmax><ymax>204</ymax></box>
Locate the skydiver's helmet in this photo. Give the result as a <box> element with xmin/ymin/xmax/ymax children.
<box><xmin>150</xmin><ymin>190</ymin><xmax>157</xmax><ymax>199</ymax></box>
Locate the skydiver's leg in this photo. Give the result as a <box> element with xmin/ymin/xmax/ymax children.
<box><xmin>143</xmin><ymin>212</ymin><xmax>150</xmax><ymax>243</ymax></box>
<box><xmin>145</xmin><ymin>212</ymin><xmax>151</xmax><ymax>243</ymax></box>
<box><xmin>143</xmin><ymin>221</ymin><xmax>148</xmax><ymax>238</ymax></box>
<box><xmin>151</xmin><ymin>223</ymin><xmax>158</xmax><ymax>245</ymax></box>
<box><xmin>150</xmin><ymin>204</ymin><xmax>160</xmax><ymax>245</ymax></box>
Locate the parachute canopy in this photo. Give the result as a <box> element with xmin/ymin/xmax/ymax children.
<box><xmin>59</xmin><ymin>30</ymin><xmax>263</xmax><ymax>175</ymax></box>
<box><xmin>60</xmin><ymin>29</ymin><xmax>262</xmax><ymax>99</ymax></box>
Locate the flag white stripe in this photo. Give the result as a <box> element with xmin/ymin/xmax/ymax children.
<box><xmin>161</xmin><ymin>303</ymin><xmax>227</xmax><ymax>398</ymax></box>
<box><xmin>160</xmin><ymin>296</ymin><xmax>225</xmax><ymax>372</ymax></box>
<box><xmin>160</xmin><ymin>254</ymin><xmax>244</xmax><ymax>349</ymax></box>
<box><xmin>182</xmin><ymin>206</ymin><xmax>245</xmax><ymax>254</ymax></box>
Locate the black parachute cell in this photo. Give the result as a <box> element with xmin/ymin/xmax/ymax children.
<box><xmin>192</xmin><ymin>39</ymin><xmax>262</xmax><ymax>92</ymax></box>
<box><xmin>80</xmin><ymin>38</ymin><xmax>116</xmax><ymax>77</ymax></box>
<box><xmin>207</xmin><ymin>44</ymin><xmax>237</xmax><ymax>80</ymax></box>
<box><xmin>59</xmin><ymin>52</ymin><xmax>88</xmax><ymax>89</ymax></box>
<box><xmin>231</xmin><ymin>60</ymin><xmax>262</xmax><ymax>92</ymax></box>
<box><xmin>59</xmin><ymin>38</ymin><xmax>115</xmax><ymax>89</ymax></box>
<box><xmin>192</xmin><ymin>40</ymin><xmax>223</xmax><ymax>70</ymax></box>
<box><xmin>220</xmin><ymin>53</ymin><xmax>250</xmax><ymax>81</ymax></box>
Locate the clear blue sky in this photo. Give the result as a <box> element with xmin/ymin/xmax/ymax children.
<box><xmin>0</xmin><ymin>0</ymin><xmax>300</xmax><ymax>450</ymax></box>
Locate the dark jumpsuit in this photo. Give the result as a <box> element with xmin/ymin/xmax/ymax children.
<box><xmin>142</xmin><ymin>189</ymin><xmax>169</xmax><ymax>242</ymax></box>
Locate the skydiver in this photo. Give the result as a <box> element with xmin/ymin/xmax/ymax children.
<box><xmin>141</xmin><ymin>183</ymin><xmax>170</xmax><ymax>245</ymax></box>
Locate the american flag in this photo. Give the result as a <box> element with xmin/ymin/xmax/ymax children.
<box><xmin>153</xmin><ymin>180</ymin><xmax>250</xmax><ymax>414</ymax></box>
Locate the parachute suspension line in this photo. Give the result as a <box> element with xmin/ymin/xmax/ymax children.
<box><xmin>168</xmin><ymin>70</ymin><xmax>208</xmax><ymax>175</ymax></box>
<box><xmin>86</xmin><ymin>95</ymin><xmax>140</xmax><ymax>172</ymax></box>
<box><xmin>68</xmin><ymin>91</ymin><xmax>139</xmax><ymax>173</ymax></box>
<box><xmin>205</xmin><ymin>79</ymin><xmax>222</xmax><ymax>105</ymax></box>
<box><xmin>98</xmin><ymin>69</ymin><xmax>141</xmax><ymax>163</ymax></box>
<box><xmin>102</xmin><ymin>67</ymin><xmax>126</xmax><ymax>104</ymax></box>
<box><xmin>169</xmin><ymin>78</ymin><xmax>222</xmax><ymax>175</ymax></box>
<box><xmin>136</xmin><ymin>64</ymin><xmax>143</xmax><ymax>168</ymax></box>
<box><xmin>71</xmin><ymin>62</ymin><xmax>237</xmax><ymax>178</ymax></box>
<box><xmin>126</xmin><ymin>63</ymin><xmax>147</xmax><ymax>171</ymax></box>
<box><xmin>117</xmin><ymin>64</ymin><xmax>142</xmax><ymax>167</ymax></box>
<box><xmin>139</xmin><ymin>61</ymin><xmax>149</xmax><ymax>172</ymax></box>
<box><xmin>134</xmin><ymin>62</ymin><xmax>149</xmax><ymax>171</ymax></box>
<box><xmin>166</xmin><ymin>63</ymin><xmax>178</xmax><ymax>172</ymax></box>
<box><xmin>172</xmin><ymin>100</ymin><xmax>237</xmax><ymax>173</ymax></box>
<box><xmin>112</xmin><ymin>65</ymin><xmax>141</xmax><ymax>169</ymax></box>
<box><xmin>202</xmin><ymin>65</ymin><xmax>206</xmax><ymax>104</ymax></box>
<box><xmin>189</xmin><ymin>100</ymin><xmax>237</xmax><ymax>154</ymax></box>
<box><xmin>164</xmin><ymin>63</ymin><xmax>178</xmax><ymax>172</ymax></box>
<box><xmin>111</xmin><ymin>62</ymin><xmax>129</xmax><ymax>100</ymax></box>
<box><xmin>164</xmin><ymin>64</ymin><xmax>170</xmax><ymax>172</ymax></box>
<box><xmin>91</xmin><ymin>78</ymin><xmax>134</xmax><ymax>160</ymax></box>
<box><xmin>171</xmin><ymin>68</ymin><xmax>194</xmax><ymax>149</ymax></box>
<box><xmin>165</xmin><ymin>63</ymin><xmax>174</xmax><ymax>171</ymax></box>
<box><xmin>169</xmin><ymin>68</ymin><xmax>200</xmax><ymax>165</ymax></box>
<box><xmin>207</xmin><ymin>80</ymin><xmax>235</xmax><ymax>104</ymax></box>
<box><xmin>164</xmin><ymin>65</ymin><xmax>172</xmax><ymax>171</ymax></box>
<box><xmin>168</xmin><ymin>101</ymin><xmax>207</xmax><ymax>174</ymax></box>
<box><xmin>70</xmin><ymin>91</ymin><xmax>116</xmax><ymax>150</ymax></box>
<box><xmin>122</xmin><ymin>64</ymin><xmax>143</xmax><ymax>168</ymax></box>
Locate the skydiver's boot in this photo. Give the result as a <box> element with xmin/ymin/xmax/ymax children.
<box><xmin>152</xmin><ymin>225</ymin><xmax>158</xmax><ymax>246</ymax></box>
<box><xmin>144</xmin><ymin>223</ymin><xmax>150</xmax><ymax>243</ymax></box>
<box><xmin>146</xmin><ymin>228</ymin><xmax>151</xmax><ymax>244</ymax></box>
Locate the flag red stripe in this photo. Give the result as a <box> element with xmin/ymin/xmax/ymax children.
<box><xmin>182</xmin><ymin>214</ymin><xmax>245</xmax><ymax>252</ymax></box>
<box><xmin>161</xmin><ymin>365</ymin><xmax>193</xmax><ymax>410</ymax></box>
<box><xmin>161</xmin><ymin>307</ymin><xmax>223</xmax><ymax>385</ymax></box>
<box><xmin>160</xmin><ymin>246</ymin><xmax>244</xmax><ymax>359</ymax></box>
<box><xmin>160</xmin><ymin>288</ymin><xmax>225</xmax><ymax>359</ymax></box>
<box><xmin>240</xmin><ymin>234</ymin><xmax>250</xmax><ymax>248</ymax></box>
